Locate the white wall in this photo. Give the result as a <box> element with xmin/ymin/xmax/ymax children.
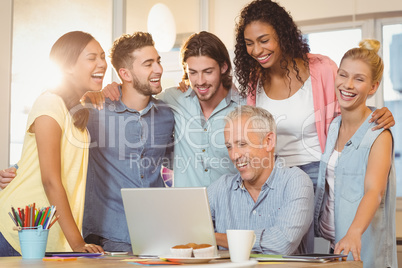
<box><xmin>0</xmin><ymin>0</ymin><xmax>12</xmax><ymax>170</ymax></box>
<box><xmin>279</xmin><ymin>0</ymin><xmax>402</xmax><ymax>21</ymax></box>
<box><xmin>126</xmin><ymin>0</ymin><xmax>199</xmax><ymax>35</ymax></box>
<box><xmin>212</xmin><ymin>0</ymin><xmax>402</xmax><ymax>50</ymax></box>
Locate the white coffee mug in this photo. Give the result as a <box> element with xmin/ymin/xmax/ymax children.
<box><xmin>226</xmin><ymin>229</ymin><xmax>256</xmax><ymax>262</ymax></box>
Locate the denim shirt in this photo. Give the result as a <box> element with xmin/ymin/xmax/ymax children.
<box><xmin>314</xmin><ymin>114</ymin><xmax>397</xmax><ymax>268</ymax></box>
<box><xmin>83</xmin><ymin>89</ymin><xmax>174</xmax><ymax>244</ymax></box>
<box><xmin>158</xmin><ymin>86</ymin><xmax>245</xmax><ymax>187</ymax></box>
<box><xmin>208</xmin><ymin>161</ymin><xmax>314</xmax><ymax>254</ymax></box>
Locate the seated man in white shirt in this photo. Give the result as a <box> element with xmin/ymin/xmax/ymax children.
<box><xmin>208</xmin><ymin>105</ymin><xmax>314</xmax><ymax>254</ymax></box>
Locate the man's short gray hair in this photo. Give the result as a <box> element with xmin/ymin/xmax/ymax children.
<box><xmin>225</xmin><ymin>105</ymin><xmax>276</xmax><ymax>139</ymax></box>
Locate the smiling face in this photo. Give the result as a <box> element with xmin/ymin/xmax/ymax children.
<box><xmin>69</xmin><ymin>39</ymin><xmax>107</xmax><ymax>93</ymax></box>
<box><xmin>128</xmin><ymin>45</ymin><xmax>163</xmax><ymax>96</ymax></box>
<box><xmin>186</xmin><ymin>55</ymin><xmax>228</xmax><ymax>104</ymax></box>
<box><xmin>224</xmin><ymin>116</ymin><xmax>275</xmax><ymax>187</ymax></box>
<box><xmin>335</xmin><ymin>58</ymin><xmax>379</xmax><ymax>111</ymax></box>
<box><xmin>244</xmin><ymin>21</ymin><xmax>282</xmax><ymax>69</ymax></box>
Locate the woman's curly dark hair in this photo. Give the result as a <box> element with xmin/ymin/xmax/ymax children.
<box><xmin>234</xmin><ymin>0</ymin><xmax>310</xmax><ymax>98</ymax></box>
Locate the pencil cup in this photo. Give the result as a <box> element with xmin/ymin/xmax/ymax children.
<box><xmin>18</xmin><ymin>225</ymin><xmax>49</xmax><ymax>259</ymax></box>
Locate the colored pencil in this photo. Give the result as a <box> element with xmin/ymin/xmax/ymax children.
<box><xmin>34</xmin><ymin>210</ymin><xmax>39</xmax><ymax>225</ymax></box>
<box><xmin>29</xmin><ymin>205</ymin><xmax>33</xmax><ymax>227</ymax></box>
<box><xmin>14</xmin><ymin>210</ymin><xmax>23</xmax><ymax>227</ymax></box>
<box><xmin>34</xmin><ymin>210</ymin><xmax>42</xmax><ymax>226</ymax></box>
<box><xmin>40</xmin><ymin>207</ymin><xmax>50</xmax><ymax>226</ymax></box>
<box><xmin>8</xmin><ymin>212</ymin><xmax>17</xmax><ymax>226</ymax></box>
<box><xmin>32</xmin><ymin>203</ymin><xmax>36</xmax><ymax>227</ymax></box>
<box><xmin>11</xmin><ymin>207</ymin><xmax>21</xmax><ymax>227</ymax></box>
<box><xmin>25</xmin><ymin>206</ymin><xmax>29</xmax><ymax>227</ymax></box>
<box><xmin>45</xmin><ymin>206</ymin><xmax>56</xmax><ymax>229</ymax></box>
<box><xmin>47</xmin><ymin>215</ymin><xmax>60</xmax><ymax>229</ymax></box>
<box><xmin>38</xmin><ymin>208</ymin><xmax>46</xmax><ymax>226</ymax></box>
<box><xmin>21</xmin><ymin>209</ymin><xmax>25</xmax><ymax>227</ymax></box>
<box><xmin>9</xmin><ymin>204</ymin><xmax>58</xmax><ymax>229</ymax></box>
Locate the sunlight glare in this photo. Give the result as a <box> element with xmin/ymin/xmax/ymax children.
<box><xmin>43</xmin><ymin>59</ymin><xmax>63</xmax><ymax>89</ymax></box>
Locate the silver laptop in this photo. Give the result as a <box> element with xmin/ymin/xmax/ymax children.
<box><xmin>121</xmin><ymin>187</ymin><xmax>218</xmax><ymax>257</ymax></box>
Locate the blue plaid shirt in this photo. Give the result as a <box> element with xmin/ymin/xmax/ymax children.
<box><xmin>158</xmin><ymin>86</ymin><xmax>244</xmax><ymax>187</ymax></box>
<box><xmin>83</xmin><ymin>88</ymin><xmax>174</xmax><ymax>244</ymax></box>
<box><xmin>207</xmin><ymin>161</ymin><xmax>314</xmax><ymax>254</ymax></box>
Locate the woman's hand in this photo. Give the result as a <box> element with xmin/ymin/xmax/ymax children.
<box><xmin>334</xmin><ymin>230</ymin><xmax>361</xmax><ymax>261</ymax></box>
<box><xmin>370</xmin><ymin>107</ymin><xmax>395</xmax><ymax>130</ymax></box>
<box><xmin>0</xmin><ymin>167</ymin><xmax>17</xmax><ymax>189</ymax></box>
<box><xmin>177</xmin><ymin>80</ymin><xmax>189</xmax><ymax>93</ymax></box>
<box><xmin>79</xmin><ymin>82</ymin><xmax>122</xmax><ymax>110</ymax></box>
<box><xmin>80</xmin><ymin>91</ymin><xmax>105</xmax><ymax>110</ymax></box>
<box><xmin>102</xmin><ymin>82</ymin><xmax>121</xmax><ymax>101</ymax></box>
<box><xmin>72</xmin><ymin>243</ymin><xmax>104</xmax><ymax>253</ymax></box>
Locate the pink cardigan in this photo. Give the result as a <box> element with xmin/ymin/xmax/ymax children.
<box><xmin>247</xmin><ymin>53</ymin><xmax>340</xmax><ymax>153</ymax></box>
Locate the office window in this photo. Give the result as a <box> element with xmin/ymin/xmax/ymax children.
<box><xmin>304</xmin><ymin>28</ymin><xmax>362</xmax><ymax>66</ymax></box>
<box><xmin>10</xmin><ymin>0</ymin><xmax>113</xmax><ymax>165</ymax></box>
<box><xmin>382</xmin><ymin>22</ymin><xmax>402</xmax><ymax>197</ymax></box>
<box><xmin>302</xmin><ymin>20</ymin><xmax>402</xmax><ymax>198</ymax></box>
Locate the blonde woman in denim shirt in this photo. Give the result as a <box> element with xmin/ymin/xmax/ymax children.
<box><xmin>314</xmin><ymin>39</ymin><xmax>397</xmax><ymax>268</ymax></box>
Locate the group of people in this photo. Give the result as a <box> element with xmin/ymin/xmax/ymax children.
<box><xmin>0</xmin><ymin>0</ymin><xmax>397</xmax><ymax>267</ymax></box>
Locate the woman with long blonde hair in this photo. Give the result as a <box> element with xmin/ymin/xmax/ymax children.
<box><xmin>314</xmin><ymin>39</ymin><xmax>397</xmax><ymax>267</ymax></box>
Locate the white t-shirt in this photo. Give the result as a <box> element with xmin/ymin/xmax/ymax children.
<box><xmin>256</xmin><ymin>76</ymin><xmax>321</xmax><ymax>166</ymax></box>
<box><xmin>319</xmin><ymin>149</ymin><xmax>339</xmax><ymax>245</ymax></box>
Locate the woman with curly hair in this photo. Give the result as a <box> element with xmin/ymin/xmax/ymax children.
<box><xmin>234</xmin><ymin>0</ymin><xmax>394</xmax><ymax>189</ymax></box>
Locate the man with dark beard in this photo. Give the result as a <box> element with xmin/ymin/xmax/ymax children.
<box><xmin>103</xmin><ymin>32</ymin><xmax>245</xmax><ymax>188</ymax></box>
<box><xmin>157</xmin><ymin>32</ymin><xmax>244</xmax><ymax>187</ymax></box>
<box><xmin>82</xmin><ymin>32</ymin><xmax>174</xmax><ymax>252</ymax></box>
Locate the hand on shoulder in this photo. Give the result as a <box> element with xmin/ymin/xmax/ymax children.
<box><xmin>0</xmin><ymin>167</ymin><xmax>17</xmax><ymax>189</ymax></box>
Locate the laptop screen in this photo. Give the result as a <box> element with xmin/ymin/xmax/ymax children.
<box><xmin>121</xmin><ymin>187</ymin><xmax>217</xmax><ymax>256</ymax></box>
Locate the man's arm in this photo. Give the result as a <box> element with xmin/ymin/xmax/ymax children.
<box><xmin>207</xmin><ymin>180</ymin><xmax>227</xmax><ymax>247</ymax></box>
<box><xmin>215</xmin><ymin>233</ymin><xmax>228</xmax><ymax>248</ymax></box>
<box><xmin>256</xmin><ymin>174</ymin><xmax>314</xmax><ymax>254</ymax></box>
